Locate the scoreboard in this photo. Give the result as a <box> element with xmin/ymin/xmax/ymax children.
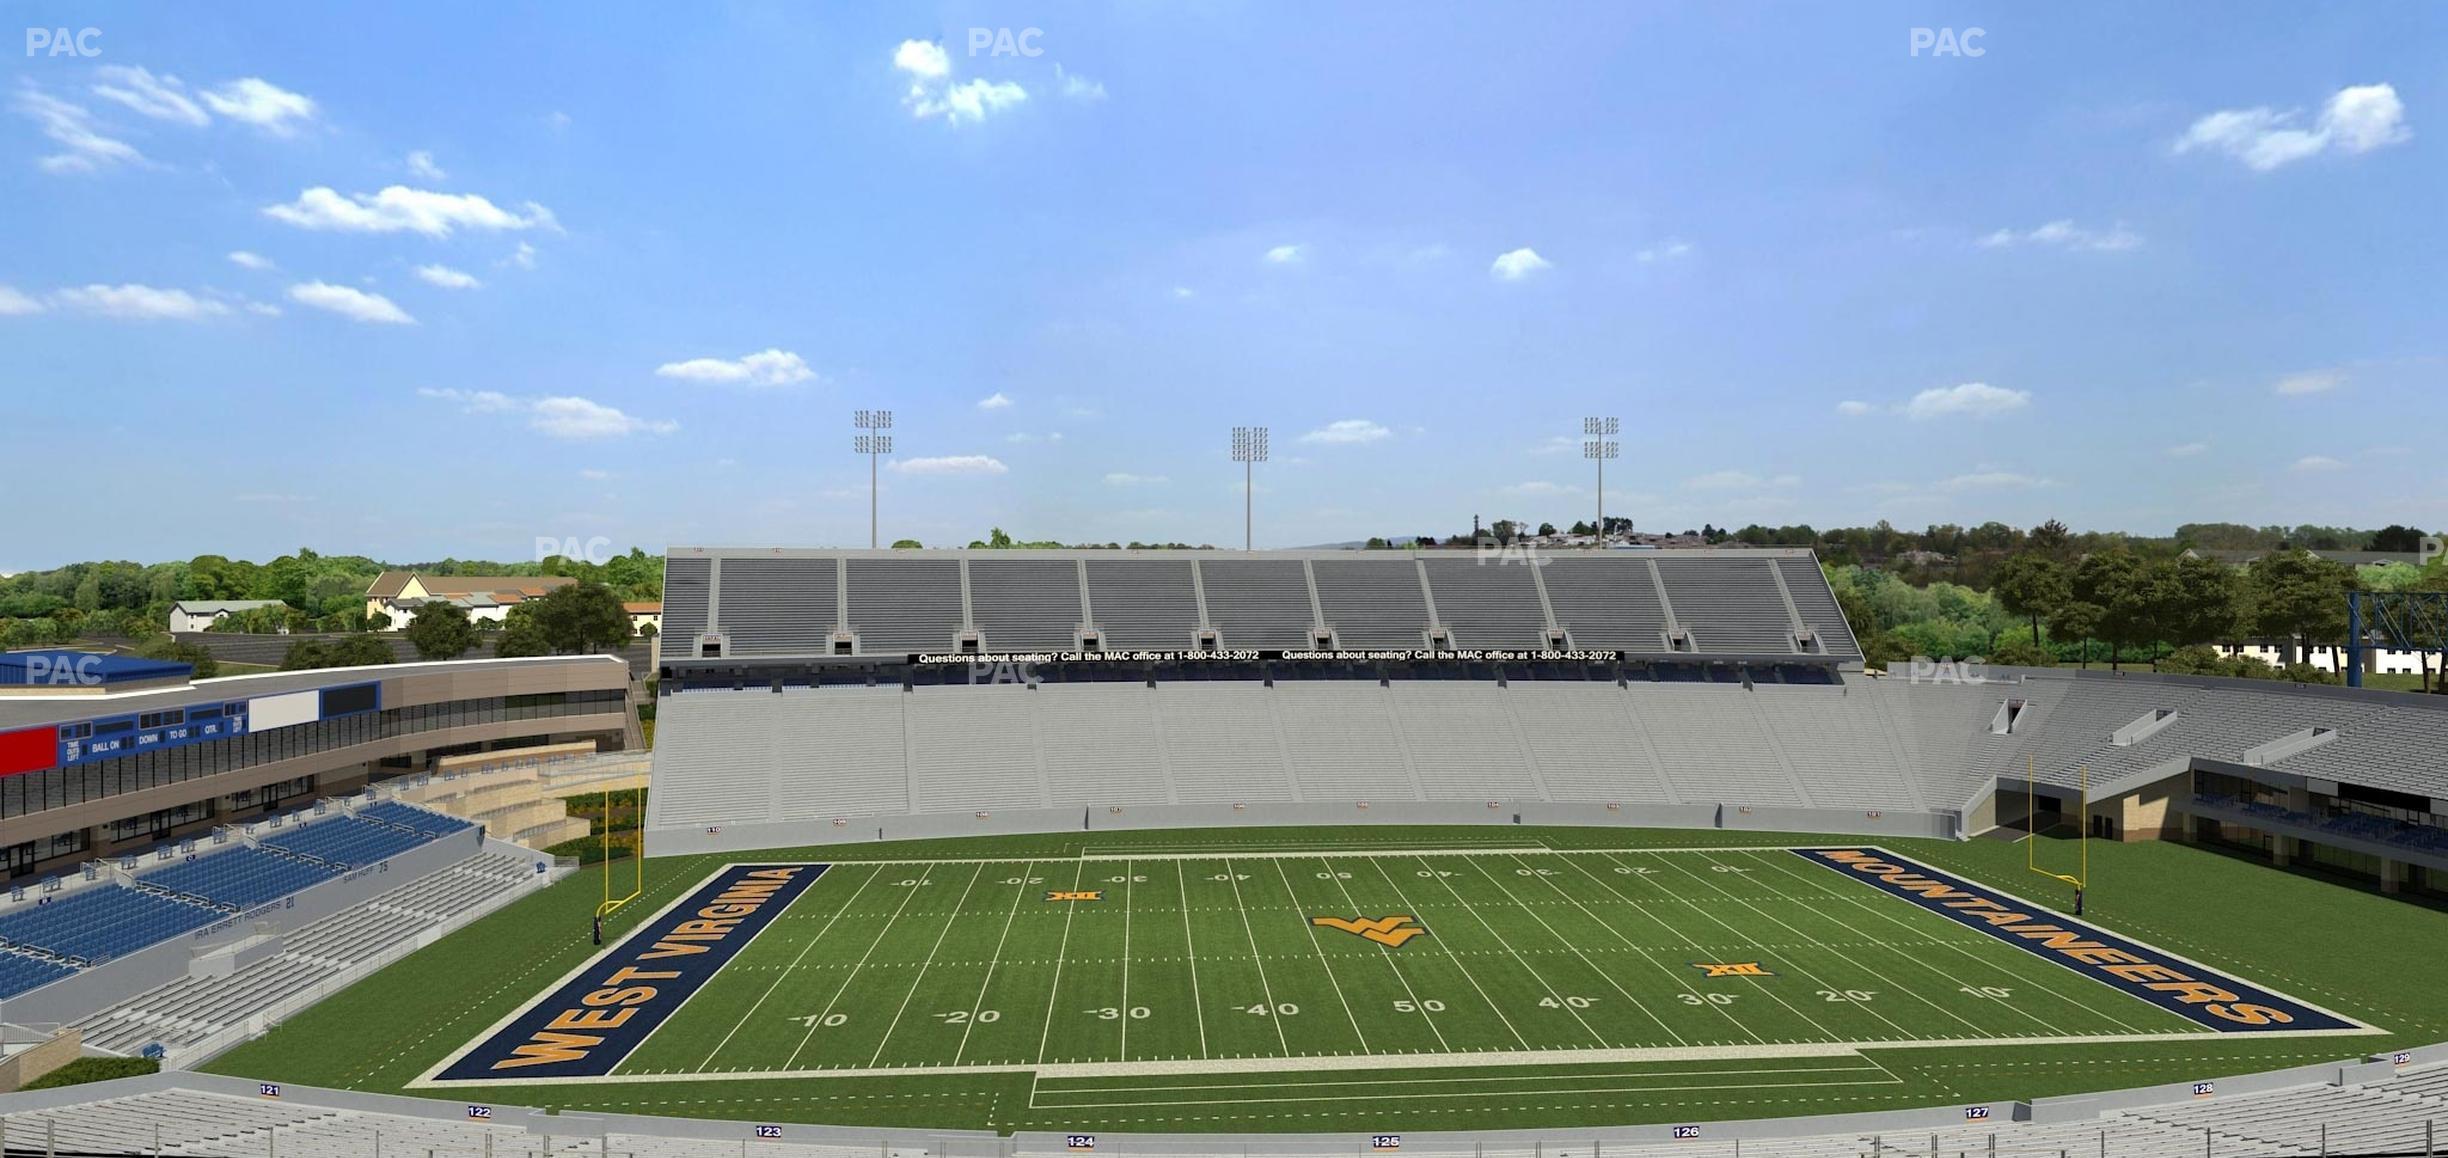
<box><xmin>0</xmin><ymin>681</ymin><xmax>381</xmax><ymax>778</ymax></box>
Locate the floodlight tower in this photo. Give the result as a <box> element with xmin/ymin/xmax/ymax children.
<box><xmin>1584</xmin><ymin>416</ymin><xmax>1619</xmax><ymax>547</ymax></box>
<box><xmin>1231</xmin><ymin>425</ymin><xmax>1269</xmax><ymax>551</ymax></box>
<box><xmin>854</xmin><ymin>409</ymin><xmax>893</xmax><ymax>549</ymax></box>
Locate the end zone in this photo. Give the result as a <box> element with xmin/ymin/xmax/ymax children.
<box><xmin>1796</xmin><ymin>848</ymin><xmax>2373</xmax><ymax>1035</ymax></box>
<box><xmin>422</xmin><ymin>862</ymin><xmax>826</xmax><ymax>1085</ymax></box>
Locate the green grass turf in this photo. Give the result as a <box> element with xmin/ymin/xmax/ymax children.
<box><xmin>205</xmin><ymin>826</ymin><xmax>2448</xmax><ymax>1132</ymax></box>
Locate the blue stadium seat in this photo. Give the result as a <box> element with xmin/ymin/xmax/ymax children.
<box><xmin>260</xmin><ymin>816</ymin><xmax>437</xmax><ymax>869</ymax></box>
<box><xmin>138</xmin><ymin>846</ymin><xmax>342</xmax><ymax>911</ymax></box>
<box><xmin>0</xmin><ymin>950</ymin><xmax>75</xmax><ymax>999</ymax></box>
<box><xmin>0</xmin><ymin>887</ymin><xmax>222</xmax><ymax>964</ymax></box>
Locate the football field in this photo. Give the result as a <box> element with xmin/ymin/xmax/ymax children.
<box><xmin>425</xmin><ymin>840</ymin><xmax>2370</xmax><ymax>1118</ymax></box>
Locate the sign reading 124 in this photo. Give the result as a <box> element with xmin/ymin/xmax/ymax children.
<box><xmin>1067</xmin><ymin>1136</ymin><xmax>1096</xmax><ymax>1151</ymax></box>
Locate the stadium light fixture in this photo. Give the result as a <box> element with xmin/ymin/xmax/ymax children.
<box><xmin>1231</xmin><ymin>425</ymin><xmax>1269</xmax><ymax>551</ymax></box>
<box><xmin>1583</xmin><ymin>417</ymin><xmax>1619</xmax><ymax>547</ymax></box>
<box><xmin>854</xmin><ymin>409</ymin><xmax>894</xmax><ymax>549</ymax></box>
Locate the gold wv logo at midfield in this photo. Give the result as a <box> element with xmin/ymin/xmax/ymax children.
<box><xmin>1313</xmin><ymin>915</ymin><xmax>1428</xmax><ymax>947</ymax></box>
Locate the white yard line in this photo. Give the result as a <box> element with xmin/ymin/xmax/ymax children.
<box><xmin>955</xmin><ymin>859</ymin><xmax>1038</xmax><ymax>1065</ymax></box>
<box><xmin>1361</xmin><ymin>851</ymin><xmax>1527</xmax><ymax>1052</ymax></box>
<box><xmin>1270</xmin><ymin>858</ymin><xmax>1375</xmax><ymax>1053</ymax></box>
<box><xmin>425</xmin><ymin>1027</ymin><xmax>2373</xmax><ymax>1088</ymax></box>
<box><xmin>1119</xmin><ymin>858</ymin><xmax>1135</xmax><ymax>1061</ymax></box>
<box><xmin>695</xmin><ymin>862</ymin><xmax>884</xmax><ymax>1070</ymax></box>
<box><xmin>1424</xmin><ymin>853</ymin><xmax>1651</xmax><ymax>1049</ymax></box>
<box><xmin>1648</xmin><ymin>850</ymin><xmax>1985</xmax><ymax>1040</ymax></box>
<box><xmin>1314</xmin><ymin>856</ymin><xmax>1454</xmax><ymax>1054</ymax></box>
<box><xmin>1370</xmin><ymin>856</ymin><xmax>1554</xmax><ymax>1051</ymax></box>
<box><xmin>1032</xmin><ymin>860</ymin><xmax>1093</xmax><ymax>1065</ymax></box>
<box><xmin>778</xmin><ymin>860</ymin><xmax>930</xmax><ymax>1072</ymax></box>
<box><xmin>1175</xmin><ymin>859</ymin><xmax>1210</xmax><ymax>1060</ymax></box>
<box><xmin>1468</xmin><ymin>847</ymin><xmax>1684</xmax><ymax>1047</ymax></box>
<box><xmin>1400</xmin><ymin>847</ymin><xmax>1605</xmax><ymax>1047</ymax></box>
<box><xmin>1542</xmin><ymin>854</ymin><xmax>1771</xmax><ymax>1044</ymax></box>
<box><xmin>1734</xmin><ymin>848</ymin><xmax>2148</xmax><ymax>1036</ymax></box>
<box><xmin>866</xmin><ymin>860</ymin><xmax>987</xmax><ymax>1067</ymax></box>
<box><xmin>1595</xmin><ymin>850</ymin><xmax>1855</xmax><ymax>1041</ymax></box>
<box><xmin>1221</xmin><ymin>857</ymin><xmax>1293</xmax><ymax>1055</ymax></box>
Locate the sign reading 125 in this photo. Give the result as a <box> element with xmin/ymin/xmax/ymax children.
<box><xmin>1372</xmin><ymin>1135</ymin><xmax>1401</xmax><ymax>1150</ymax></box>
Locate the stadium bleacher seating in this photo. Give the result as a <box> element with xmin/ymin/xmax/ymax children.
<box><xmin>260</xmin><ymin>815</ymin><xmax>435</xmax><ymax>868</ymax></box>
<box><xmin>356</xmin><ymin>799</ymin><xmax>475</xmax><ymax>839</ymax></box>
<box><xmin>139</xmin><ymin>846</ymin><xmax>341</xmax><ymax>911</ymax></box>
<box><xmin>0</xmin><ymin>948</ymin><xmax>76</xmax><ymax>999</ymax></box>
<box><xmin>0</xmin><ymin>886</ymin><xmax>222</xmax><ymax>964</ymax></box>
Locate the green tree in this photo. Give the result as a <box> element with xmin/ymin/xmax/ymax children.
<box><xmin>517</xmin><ymin>582</ymin><xmax>634</xmax><ymax>654</ymax></box>
<box><xmin>2072</xmin><ymin>549</ymin><xmax>2156</xmax><ymax>669</ymax></box>
<box><xmin>136</xmin><ymin>638</ymin><xmax>219</xmax><ymax>679</ymax></box>
<box><xmin>2050</xmin><ymin>600</ymin><xmax>2104</xmax><ymax>669</ymax></box>
<box><xmin>2250</xmin><ymin>549</ymin><xmax>2353</xmax><ymax>669</ymax></box>
<box><xmin>495</xmin><ymin>613</ymin><xmax>554</xmax><ymax>658</ymax></box>
<box><xmin>891</xmin><ymin>539</ymin><xmax>924</xmax><ymax>550</ymax></box>
<box><xmin>1989</xmin><ymin>552</ymin><xmax>2071</xmax><ymax>644</ymax></box>
<box><xmin>404</xmin><ymin>601</ymin><xmax>479</xmax><ymax>661</ymax></box>
<box><xmin>2157</xmin><ymin>554</ymin><xmax>2243</xmax><ymax>655</ymax></box>
<box><xmin>327</xmin><ymin>633</ymin><xmax>396</xmax><ymax>667</ymax></box>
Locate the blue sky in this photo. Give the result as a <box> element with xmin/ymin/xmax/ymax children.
<box><xmin>3</xmin><ymin>2</ymin><xmax>2441</xmax><ymax>569</ymax></box>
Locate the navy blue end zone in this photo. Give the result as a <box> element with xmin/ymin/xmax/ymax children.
<box><xmin>434</xmin><ymin>863</ymin><xmax>826</xmax><ymax>1082</ymax></box>
<box><xmin>1794</xmin><ymin>849</ymin><xmax>2359</xmax><ymax>1033</ymax></box>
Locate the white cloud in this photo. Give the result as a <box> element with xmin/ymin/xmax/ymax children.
<box><xmin>1939</xmin><ymin>471</ymin><xmax>2051</xmax><ymax>492</ymax></box>
<box><xmin>1835</xmin><ymin>400</ymin><xmax>1874</xmax><ymax>417</ymax></box>
<box><xmin>580</xmin><ymin>468</ymin><xmax>613</xmax><ymax>481</ymax></box>
<box><xmin>1299</xmin><ymin>419</ymin><xmax>1392</xmax><ymax>445</ymax></box>
<box><xmin>977</xmin><ymin>392</ymin><xmax>1014</xmax><ymax>410</ymax></box>
<box><xmin>419</xmin><ymin>388</ymin><xmax>676</xmax><ymax>439</ymax></box>
<box><xmin>199</xmin><ymin>77</ymin><xmax>318</xmax><ymax>136</ymax></box>
<box><xmin>2166</xmin><ymin>441</ymin><xmax>2211</xmax><ymax>457</ymax></box>
<box><xmin>52</xmin><ymin>284</ymin><xmax>228</xmax><ymax>320</ymax></box>
<box><xmin>504</xmin><ymin>242</ymin><xmax>539</xmax><ymax>270</ymax></box>
<box><xmin>14</xmin><ymin>88</ymin><xmax>143</xmax><ymax>173</ymax></box>
<box><xmin>531</xmin><ymin>396</ymin><xmax>677</xmax><ymax>439</ymax></box>
<box><xmin>89</xmin><ymin>66</ymin><xmax>207</xmax><ymax>126</ymax></box>
<box><xmin>1636</xmin><ymin>239</ymin><xmax>1693</xmax><ymax>263</ymax></box>
<box><xmin>264</xmin><ymin>186</ymin><xmax>558</xmax><ymax>237</ymax></box>
<box><xmin>891</xmin><ymin>42</ymin><xmax>1024</xmax><ymax>125</ymax></box>
<box><xmin>1104</xmin><ymin>472</ymin><xmax>1168</xmax><ymax>487</ymax></box>
<box><xmin>2273</xmin><ymin>368</ymin><xmax>2346</xmax><ymax>396</ymax></box>
<box><xmin>1171</xmin><ymin>286</ymin><xmax>1195</xmax><ymax>299</ymax></box>
<box><xmin>2176</xmin><ymin>83</ymin><xmax>2410</xmax><ymax>171</ymax></box>
<box><xmin>893</xmin><ymin>40</ymin><xmax>952</xmax><ymax>80</ymax></box>
<box><xmin>1531</xmin><ymin>436</ymin><xmax>1577</xmax><ymax>456</ymax></box>
<box><xmin>1978</xmin><ymin>220</ymin><xmax>2143</xmax><ymax>251</ymax></box>
<box><xmin>1490</xmin><ymin>247</ymin><xmax>1552</xmax><ymax>280</ymax></box>
<box><xmin>287</xmin><ymin>281</ymin><xmax>415</xmax><ymax>325</ymax></box>
<box><xmin>405</xmin><ymin>150</ymin><xmax>446</xmax><ymax>181</ymax></box>
<box><xmin>908</xmin><ymin>77</ymin><xmax>1028</xmax><ymax>124</ymax></box>
<box><xmin>243</xmin><ymin>301</ymin><xmax>282</xmax><ymax>317</ymax></box>
<box><xmin>1905</xmin><ymin>382</ymin><xmax>2031</xmax><ymax>420</ymax></box>
<box><xmin>1264</xmin><ymin>244</ymin><xmax>1303</xmax><ymax>264</ymax></box>
<box><xmin>1497</xmin><ymin>480</ymin><xmax>1581</xmax><ymax>496</ymax></box>
<box><xmin>415</xmin><ymin>264</ymin><xmax>482</xmax><ymax>290</ymax></box>
<box><xmin>2291</xmin><ymin>455</ymin><xmax>2346</xmax><ymax>473</ymax></box>
<box><xmin>1056</xmin><ymin>64</ymin><xmax>1106</xmax><ymax>102</ymax></box>
<box><xmin>889</xmin><ymin>455</ymin><xmax>1009</xmax><ymax>476</ymax></box>
<box><xmin>0</xmin><ymin>286</ymin><xmax>45</xmax><ymax>316</ymax></box>
<box><xmin>654</xmin><ymin>348</ymin><xmax>816</xmax><ymax>387</ymax></box>
<box><xmin>1684</xmin><ymin>470</ymin><xmax>1801</xmax><ymax>491</ymax></box>
<box><xmin>227</xmin><ymin>250</ymin><xmax>274</xmax><ymax>271</ymax></box>
<box><xmin>418</xmin><ymin>387</ymin><xmax>519</xmax><ymax>413</ymax></box>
